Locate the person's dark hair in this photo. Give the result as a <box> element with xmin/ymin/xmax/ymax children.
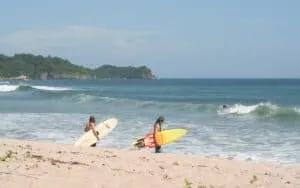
<box><xmin>156</xmin><ymin>116</ymin><xmax>165</xmax><ymax>124</ymax></box>
<box><xmin>89</xmin><ymin>116</ymin><xmax>95</xmax><ymax>123</ymax></box>
<box><xmin>222</xmin><ymin>104</ymin><xmax>228</xmax><ymax>109</ymax></box>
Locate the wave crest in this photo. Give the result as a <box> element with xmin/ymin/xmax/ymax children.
<box><xmin>0</xmin><ymin>84</ymin><xmax>72</xmax><ymax>92</ymax></box>
<box><xmin>218</xmin><ymin>103</ymin><xmax>300</xmax><ymax>120</ymax></box>
<box><xmin>0</xmin><ymin>85</ymin><xmax>19</xmax><ymax>92</ymax></box>
<box><xmin>70</xmin><ymin>95</ymin><xmax>300</xmax><ymax>121</ymax></box>
<box><xmin>31</xmin><ymin>85</ymin><xmax>71</xmax><ymax>91</ymax></box>
<box><xmin>70</xmin><ymin>94</ymin><xmax>117</xmax><ymax>104</ymax></box>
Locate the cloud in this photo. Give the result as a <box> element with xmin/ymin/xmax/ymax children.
<box><xmin>0</xmin><ymin>26</ymin><xmax>154</xmax><ymax>60</ymax></box>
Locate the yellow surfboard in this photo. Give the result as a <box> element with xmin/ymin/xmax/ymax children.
<box><xmin>132</xmin><ymin>128</ymin><xmax>188</xmax><ymax>148</ymax></box>
<box><xmin>155</xmin><ymin>129</ymin><xmax>188</xmax><ymax>146</ymax></box>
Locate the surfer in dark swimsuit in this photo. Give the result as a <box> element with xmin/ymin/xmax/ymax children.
<box><xmin>219</xmin><ymin>104</ymin><xmax>229</xmax><ymax>112</ymax></box>
<box><xmin>153</xmin><ymin>116</ymin><xmax>164</xmax><ymax>153</ymax></box>
<box><xmin>84</xmin><ymin>116</ymin><xmax>100</xmax><ymax>147</ymax></box>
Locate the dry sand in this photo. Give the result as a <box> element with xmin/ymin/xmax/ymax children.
<box><xmin>0</xmin><ymin>138</ymin><xmax>299</xmax><ymax>188</ymax></box>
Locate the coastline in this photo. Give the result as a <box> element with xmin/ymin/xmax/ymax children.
<box><xmin>0</xmin><ymin>53</ymin><xmax>157</xmax><ymax>80</ymax></box>
<box><xmin>0</xmin><ymin>74</ymin><xmax>29</xmax><ymax>81</ymax></box>
<box><xmin>0</xmin><ymin>75</ymin><xmax>157</xmax><ymax>81</ymax></box>
<box><xmin>0</xmin><ymin>138</ymin><xmax>299</xmax><ymax>188</ymax></box>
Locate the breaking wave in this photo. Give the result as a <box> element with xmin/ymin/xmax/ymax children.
<box><xmin>0</xmin><ymin>85</ymin><xmax>19</xmax><ymax>92</ymax></box>
<box><xmin>218</xmin><ymin>102</ymin><xmax>300</xmax><ymax>120</ymax></box>
<box><xmin>2</xmin><ymin>83</ymin><xmax>300</xmax><ymax>121</ymax></box>
<box><xmin>0</xmin><ymin>84</ymin><xmax>72</xmax><ymax>92</ymax></box>
<box><xmin>30</xmin><ymin>85</ymin><xmax>71</xmax><ymax>91</ymax></box>
<box><xmin>69</xmin><ymin>94</ymin><xmax>300</xmax><ymax>120</ymax></box>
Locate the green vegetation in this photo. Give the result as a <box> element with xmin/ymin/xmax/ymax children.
<box><xmin>0</xmin><ymin>53</ymin><xmax>156</xmax><ymax>80</ymax></box>
<box><xmin>184</xmin><ymin>179</ymin><xmax>214</xmax><ymax>188</ymax></box>
<box><xmin>184</xmin><ymin>179</ymin><xmax>193</xmax><ymax>188</ymax></box>
<box><xmin>0</xmin><ymin>150</ymin><xmax>13</xmax><ymax>162</ymax></box>
<box><xmin>250</xmin><ymin>175</ymin><xmax>258</xmax><ymax>184</ymax></box>
<box><xmin>94</xmin><ymin>65</ymin><xmax>154</xmax><ymax>79</ymax></box>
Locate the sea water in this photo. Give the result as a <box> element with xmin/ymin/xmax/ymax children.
<box><xmin>0</xmin><ymin>79</ymin><xmax>299</xmax><ymax>164</ymax></box>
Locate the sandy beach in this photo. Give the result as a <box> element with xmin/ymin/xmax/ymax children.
<box><xmin>0</xmin><ymin>139</ymin><xmax>299</xmax><ymax>188</ymax></box>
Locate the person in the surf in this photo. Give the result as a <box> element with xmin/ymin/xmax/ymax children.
<box><xmin>153</xmin><ymin>116</ymin><xmax>165</xmax><ymax>153</ymax></box>
<box><xmin>222</xmin><ymin>104</ymin><xmax>229</xmax><ymax>109</ymax></box>
<box><xmin>84</xmin><ymin>115</ymin><xmax>100</xmax><ymax>147</ymax></box>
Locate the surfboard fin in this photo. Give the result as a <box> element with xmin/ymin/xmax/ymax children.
<box><xmin>132</xmin><ymin>138</ymin><xmax>145</xmax><ymax>148</ymax></box>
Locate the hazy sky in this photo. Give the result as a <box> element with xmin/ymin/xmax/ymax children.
<box><xmin>0</xmin><ymin>0</ymin><xmax>299</xmax><ymax>78</ymax></box>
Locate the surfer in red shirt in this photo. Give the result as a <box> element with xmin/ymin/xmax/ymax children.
<box><xmin>153</xmin><ymin>116</ymin><xmax>164</xmax><ymax>153</ymax></box>
<box><xmin>84</xmin><ymin>116</ymin><xmax>100</xmax><ymax>147</ymax></box>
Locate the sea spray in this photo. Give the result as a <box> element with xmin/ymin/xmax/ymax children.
<box><xmin>0</xmin><ymin>85</ymin><xmax>19</xmax><ymax>92</ymax></box>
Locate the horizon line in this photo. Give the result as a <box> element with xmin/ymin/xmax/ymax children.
<box><xmin>157</xmin><ymin>77</ymin><xmax>300</xmax><ymax>79</ymax></box>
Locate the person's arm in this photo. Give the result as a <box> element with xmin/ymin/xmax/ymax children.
<box><xmin>154</xmin><ymin>123</ymin><xmax>160</xmax><ymax>134</ymax></box>
<box><xmin>84</xmin><ymin>124</ymin><xmax>89</xmax><ymax>132</ymax></box>
<box><xmin>91</xmin><ymin>123</ymin><xmax>100</xmax><ymax>140</ymax></box>
<box><xmin>153</xmin><ymin>123</ymin><xmax>161</xmax><ymax>146</ymax></box>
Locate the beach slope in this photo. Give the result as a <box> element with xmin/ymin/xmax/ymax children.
<box><xmin>0</xmin><ymin>138</ymin><xmax>299</xmax><ymax>188</ymax></box>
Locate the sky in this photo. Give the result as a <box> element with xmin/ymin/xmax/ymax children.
<box><xmin>0</xmin><ymin>0</ymin><xmax>299</xmax><ymax>78</ymax></box>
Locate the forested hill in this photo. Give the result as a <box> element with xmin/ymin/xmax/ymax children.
<box><xmin>0</xmin><ymin>54</ymin><xmax>156</xmax><ymax>80</ymax></box>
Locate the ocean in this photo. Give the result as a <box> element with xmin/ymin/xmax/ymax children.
<box><xmin>0</xmin><ymin>79</ymin><xmax>299</xmax><ymax>164</ymax></box>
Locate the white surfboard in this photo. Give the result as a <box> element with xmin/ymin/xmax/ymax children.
<box><xmin>74</xmin><ymin>118</ymin><xmax>118</xmax><ymax>147</ymax></box>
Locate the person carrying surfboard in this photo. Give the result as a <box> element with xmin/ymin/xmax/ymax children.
<box><xmin>84</xmin><ymin>116</ymin><xmax>100</xmax><ymax>147</ymax></box>
<box><xmin>153</xmin><ymin>116</ymin><xmax>164</xmax><ymax>153</ymax></box>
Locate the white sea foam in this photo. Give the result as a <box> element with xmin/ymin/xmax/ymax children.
<box><xmin>1</xmin><ymin>84</ymin><xmax>72</xmax><ymax>92</ymax></box>
<box><xmin>0</xmin><ymin>85</ymin><xmax>19</xmax><ymax>92</ymax></box>
<box><xmin>217</xmin><ymin>102</ymin><xmax>278</xmax><ymax>115</ymax></box>
<box><xmin>0</xmin><ymin>113</ymin><xmax>299</xmax><ymax>164</ymax></box>
<box><xmin>31</xmin><ymin>85</ymin><xmax>72</xmax><ymax>91</ymax></box>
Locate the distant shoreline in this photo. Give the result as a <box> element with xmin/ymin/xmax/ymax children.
<box><xmin>0</xmin><ymin>74</ymin><xmax>29</xmax><ymax>81</ymax></box>
<box><xmin>0</xmin><ymin>76</ymin><xmax>156</xmax><ymax>81</ymax></box>
<box><xmin>1</xmin><ymin>77</ymin><xmax>300</xmax><ymax>81</ymax></box>
<box><xmin>0</xmin><ymin>53</ymin><xmax>156</xmax><ymax>80</ymax></box>
<box><xmin>156</xmin><ymin>77</ymin><xmax>300</xmax><ymax>80</ymax></box>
